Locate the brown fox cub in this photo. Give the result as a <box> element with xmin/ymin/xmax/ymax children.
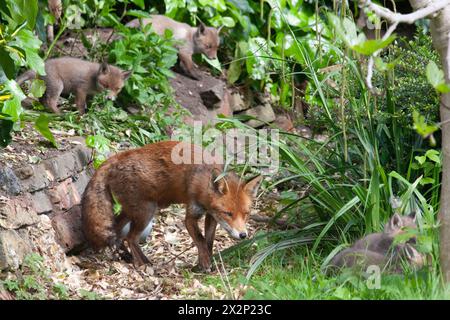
<box><xmin>327</xmin><ymin>212</ymin><xmax>423</xmax><ymax>274</ymax></box>
<box><xmin>329</xmin><ymin>243</ymin><xmax>425</xmax><ymax>274</ymax></box>
<box><xmin>352</xmin><ymin>212</ymin><xmax>417</xmax><ymax>254</ymax></box>
<box><xmin>16</xmin><ymin>57</ymin><xmax>132</xmax><ymax>115</ymax></box>
<box><xmin>126</xmin><ymin>15</ymin><xmax>221</xmax><ymax>80</ymax></box>
<box><xmin>81</xmin><ymin>141</ymin><xmax>262</xmax><ymax>271</ymax></box>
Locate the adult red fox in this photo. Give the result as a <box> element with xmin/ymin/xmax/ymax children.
<box><xmin>16</xmin><ymin>57</ymin><xmax>131</xmax><ymax>114</ymax></box>
<box><xmin>126</xmin><ymin>15</ymin><xmax>221</xmax><ymax>80</ymax></box>
<box><xmin>81</xmin><ymin>141</ymin><xmax>262</xmax><ymax>271</ymax></box>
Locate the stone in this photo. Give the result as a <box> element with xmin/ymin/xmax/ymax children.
<box><xmin>14</xmin><ymin>165</ymin><xmax>34</xmax><ymax>180</ymax></box>
<box><xmin>51</xmin><ymin>206</ymin><xmax>85</xmax><ymax>252</ymax></box>
<box><xmin>0</xmin><ymin>167</ymin><xmax>21</xmax><ymax>196</ymax></box>
<box><xmin>30</xmin><ymin>190</ymin><xmax>53</xmax><ymax>214</ymax></box>
<box><xmin>229</xmin><ymin>92</ymin><xmax>248</xmax><ymax>112</ymax></box>
<box><xmin>72</xmin><ymin>170</ymin><xmax>92</xmax><ymax>197</ymax></box>
<box><xmin>240</xmin><ymin>103</ymin><xmax>276</xmax><ymax>128</ymax></box>
<box><xmin>0</xmin><ymin>229</ymin><xmax>32</xmax><ymax>270</ymax></box>
<box><xmin>209</xmin><ymin>89</ymin><xmax>232</xmax><ymax>120</ymax></box>
<box><xmin>43</xmin><ymin>151</ymin><xmax>79</xmax><ymax>182</ymax></box>
<box><xmin>0</xmin><ymin>196</ymin><xmax>40</xmax><ymax>229</ymax></box>
<box><xmin>75</xmin><ymin>145</ymin><xmax>92</xmax><ymax>168</ymax></box>
<box><xmin>19</xmin><ymin>164</ymin><xmax>54</xmax><ymax>193</ymax></box>
<box><xmin>200</xmin><ymin>84</ymin><xmax>224</xmax><ymax>109</ymax></box>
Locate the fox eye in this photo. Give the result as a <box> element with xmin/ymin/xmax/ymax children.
<box><xmin>224</xmin><ymin>212</ymin><xmax>233</xmax><ymax>217</ymax></box>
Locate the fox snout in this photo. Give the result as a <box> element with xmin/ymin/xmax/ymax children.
<box><xmin>228</xmin><ymin>228</ymin><xmax>248</xmax><ymax>240</ymax></box>
<box><xmin>207</xmin><ymin>53</ymin><xmax>217</xmax><ymax>60</ymax></box>
<box><xmin>106</xmin><ymin>93</ymin><xmax>117</xmax><ymax>101</ymax></box>
<box><xmin>218</xmin><ymin>219</ymin><xmax>248</xmax><ymax>240</ymax></box>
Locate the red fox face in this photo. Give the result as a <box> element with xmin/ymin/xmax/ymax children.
<box><xmin>207</xmin><ymin>171</ymin><xmax>262</xmax><ymax>240</ymax></box>
<box><xmin>97</xmin><ymin>62</ymin><xmax>132</xmax><ymax>101</ymax></box>
<box><xmin>194</xmin><ymin>23</ymin><xmax>220</xmax><ymax>60</ymax></box>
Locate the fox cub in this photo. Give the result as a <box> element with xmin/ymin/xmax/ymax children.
<box><xmin>81</xmin><ymin>141</ymin><xmax>262</xmax><ymax>271</ymax></box>
<box><xmin>327</xmin><ymin>212</ymin><xmax>424</xmax><ymax>274</ymax></box>
<box><xmin>126</xmin><ymin>15</ymin><xmax>220</xmax><ymax>80</ymax></box>
<box><xmin>17</xmin><ymin>57</ymin><xmax>131</xmax><ymax>114</ymax></box>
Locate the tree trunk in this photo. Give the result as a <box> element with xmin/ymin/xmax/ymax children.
<box><xmin>408</xmin><ymin>0</ymin><xmax>450</xmax><ymax>281</ymax></box>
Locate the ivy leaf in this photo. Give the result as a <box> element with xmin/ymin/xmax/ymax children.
<box><xmin>35</xmin><ymin>114</ymin><xmax>57</xmax><ymax>147</ymax></box>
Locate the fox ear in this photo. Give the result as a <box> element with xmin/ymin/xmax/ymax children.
<box><xmin>408</xmin><ymin>211</ymin><xmax>417</xmax><ymax>222</ymax></box>
<box><xmin>211</xmin><ymin>168</ymin><xmax>228</xmax><ymax>195</ymax></box>
<box><xmin>389</xmin><ymin>213</ymin><xmax>403</xmax><ymax>230</ymax></box>
<box><xmin>122</xmin><ymin>70</ymin><xmax>132</xmax><ymax>80</ymax></box>
<box><xmin>244</xmin><ymin>175</ymin><xmax>263</xmax><ymax>198</ymax></box>
<box><xmin>198</xmin><ymin>22</ymin><xmax>206</xmax><ymax>35</ymax></box>
<box><xmin>99</xmin><ymin>62</ymin><xmax>110</xmax><ymax>74</ymax></box>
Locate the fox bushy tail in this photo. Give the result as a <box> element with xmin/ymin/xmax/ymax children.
<box><xmin>81</xmin><ymin>167</ymin><xmax>116</xmax><ymax>250</ymax></box>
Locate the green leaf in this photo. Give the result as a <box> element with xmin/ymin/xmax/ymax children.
<box><xmin>425</xmin><ymin>149</ymin><xmax>441</xmax><ymax>164</ymax></box>
<box><xmin>130</xmin><ymin>0</ymin><xmax>145</xmax><ymax>10</ymax></box>
<box><xmin>426</xmin><ymin>61</ymin><xmax>444</xmax><ymax>87</ymax></box>
<box><xmin>0</xmin><ymin>47</ymin><xmax>16</xmax><ymax>79</ymax></box>
<box><xmin>227</xmin><ymin>59</ymin><xmax>242</xmax><ymax>84</ymax></box>
<box><xmin>352</xmin><ymin>36</ymin><xmax>396</xmax><ymax>55</ymax></box>
<box><xmin>34</xmin><ymin>114</ymin><xmax>57</xmax><ymax>147</ymax></box>
<box><xmin>221</xmin><ymin>16</ymin><xmax>235</xmax><ymax>28</ymax></box>
<box><xmin>30</xmin><ymin>79</ymin><xmax>46</xmax><ymax>98</ymax></box>
<box><xmin>2</xmin><ymin>96</ymin><xmax>23</xmax><ymax>122</ymax></box>
<box><xmin>426</xmin><ymin>61</ymin><xmax>450</xmax><ymax>93</ymax></box>
<box><xmin>419</xmin><ymin>177</ymin><xmax>435</xmax><ymax>185</ymax></box>
<box><xmin>24</xmin><ymin>49</ymin><xmax>45</xmax><ymax>76</ymax></box>
<box><xmin>202</xmin><ymin>55</ymin><xmax>222</xmax><ymax>72</ymax></box>
<box><xmin>5</xmin><ymin>79</ymin><xmax>26</xmax><ymax>101</ymax></box>
<box><xmin>436</xmin><ymin>82</ymin><xmax>450</xmax><ymax>93</ymax></box>
<box><xmin>413</xmin><ymin>111</ymin><xmax>439</xmax><ymax>138</ymax></box>
<box><xmin>415</xmin><ymin>155</ymin><xmax>426</xmax><ymax>165</ymax></box>
<box><xmin>6</xmin><ymin>0</ymin><xmax>38</xmax><ymax>29</ymax></box>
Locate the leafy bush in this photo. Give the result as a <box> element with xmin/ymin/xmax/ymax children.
<box><xmin>0</xmin><ymin>0</ymin><xmax>47</xmax><ymax>146</ymax></box>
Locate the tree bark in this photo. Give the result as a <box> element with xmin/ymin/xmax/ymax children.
<box><xmin>408</xmin><ymin>0</ymin><xmax>450</xmax><ymax>281</ymax></box>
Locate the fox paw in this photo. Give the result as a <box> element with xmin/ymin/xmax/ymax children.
<box><xmin>191</xmin><ymin>263</ymin><xmax>213</xmax><ymax>273</ymax></box>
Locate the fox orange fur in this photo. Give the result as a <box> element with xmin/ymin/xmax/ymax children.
<box><xmin>81</xmin><ymin>141</ymin><xmax>262</xmax><ymax>271</ymax></box>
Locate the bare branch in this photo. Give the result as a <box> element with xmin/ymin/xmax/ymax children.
<box><xmin>360</xmin><ymin>0</ymin><xmax>450</xmax><ymax>24</ymax></box>
<box><xmin>365</xmin><ymin>22</ymin><xmax>398</xmax><ymax>95</ymax></box>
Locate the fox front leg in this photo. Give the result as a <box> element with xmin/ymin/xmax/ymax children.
<box><xmin>185</xmin><ymin>204</ymin><xmax>211</xmax><ymax>272</ymax></box>
<box><xmin>205</xmin><ymin>214</ymin><xmax>217</xmax><ymax>258</ymax></box>
<box><xmin>178</xmin><ymin>50</ymin><xmax>201</xmax><ymax>80</ymax></box>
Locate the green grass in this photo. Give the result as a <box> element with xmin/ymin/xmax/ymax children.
<box><xmin>200</xmin><ymin>242</ymin><xmax>450</xmax><ymax>300</ymax></box>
